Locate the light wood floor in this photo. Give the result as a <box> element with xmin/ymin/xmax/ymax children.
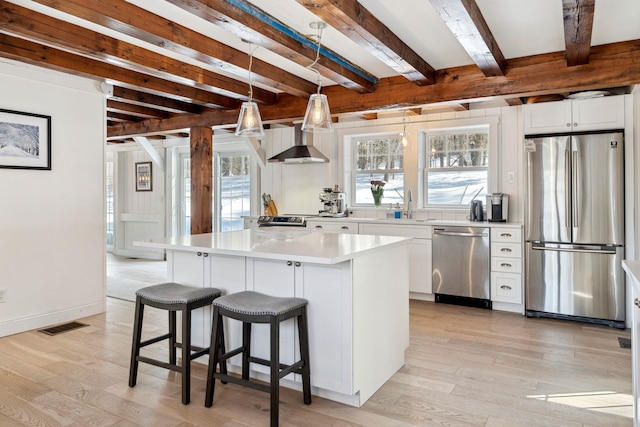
<box><xmin>0</xmin><ymin>298</ymin><xmax>633</xmax><ymax>426</ymax></box>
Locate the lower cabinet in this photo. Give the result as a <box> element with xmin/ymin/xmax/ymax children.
<box><xmin>306</xmin><ymin>220</ymin><xmax>358</xmax><ymax>234</ymax></box>
<box><xmin>359</xmin><ymin>223</ymin><xmax>432</xmax><ymax>296</ymax></box>
<box><xmin>490</xmin><ymin>227</ymin><xmax>524</xmax><ymax>310</ymax></box>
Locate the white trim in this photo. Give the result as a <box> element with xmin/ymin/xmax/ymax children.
<box><xmin>0</xmin><ymin>302</ymin><xmax>105</xmax><ymax>337</ymax></box>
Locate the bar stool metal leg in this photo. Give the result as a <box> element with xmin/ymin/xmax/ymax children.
<box><xmin>129</xmin><ymin>297</ymin><xmax>144</xmax><ymax>388</ymax></box>
<box><xmin>181</xmin><ymin>303</ymin><xmax>191</xmax><ymax>405</ymax></box>
<box><xmin>270</xmin><ymin>316</ymin><xmax>280</xmax><ymax>427</ymax></box>
<box><xmin>298</xmin><ymin>307</ymin><xmax>312</xmax><ymax>405</ymax></box>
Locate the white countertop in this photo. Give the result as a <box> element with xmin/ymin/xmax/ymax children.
<box><xmin>247</xmin><ymin>215</ymin><xmax>523</xmax><ymax>228</ymax></box>
<box><xmin>134</xmin><ymin>229</ymin><xmax>410</xmax><ymax>265</ymax></box>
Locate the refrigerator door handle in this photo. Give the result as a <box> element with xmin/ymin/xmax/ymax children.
<box><xmin>565</xmin><ymin>150</ymin><xmax>571</xmax><ymax>227</ymax></box>
<box><xmin>531</xmin><ymin>244</ymin><xmax>616</xmax><ymax>255</ymax></box>
<box><xmin>572</xmin><ymin>150</ymin><xmax>579</xmax><ymax>227</ymax></box>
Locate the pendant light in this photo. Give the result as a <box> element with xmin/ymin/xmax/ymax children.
<box><xmin>235</xmin><ymin>43</ymin><xmax>265</xmax><ymax>138</ymax></box>
<box><xmin>302</xmin><ymin>22</ymin><xmax>333</xmax><ymax>133</ymax></box>
<box><xmin>400</xmin><ymin>110</ymin><xmax>409</xmax><ymax>147</ymax></box>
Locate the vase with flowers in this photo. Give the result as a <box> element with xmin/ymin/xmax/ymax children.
<box><xmin>370</xmin><ymin>180</ymin><xmax>385</xmax><ymax>207</ymax></box>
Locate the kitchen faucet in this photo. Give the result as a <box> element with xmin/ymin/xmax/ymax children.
<box><xmin>406</xmin><ymin>188</ymin><xmax>413</xmax><ymax>219</ymax></box>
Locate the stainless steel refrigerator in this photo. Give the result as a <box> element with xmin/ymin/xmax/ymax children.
<box><xmin>525</xmin><ymin>131</ymin><xmax>625</xmax><ymax>328</ymax></box>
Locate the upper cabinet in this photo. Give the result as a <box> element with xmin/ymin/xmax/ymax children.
<box><xmin>523</xmin><ymin>95</ymin><xmax>625</xmax><ymax>135</ymax></box>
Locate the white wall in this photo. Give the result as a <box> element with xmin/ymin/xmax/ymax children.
<box><xmin>0</xmin><ymin>59</ymin><xmax>106</xmax><ymax>337</ymax></box>
<box><xmin>260</xmin><ymin>105</ymin><xmax>525</xmax><ymax>222</ymax></box>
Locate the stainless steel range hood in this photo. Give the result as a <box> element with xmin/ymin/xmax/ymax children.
<box><xmin>268</xmin><ymin>124</ymin><xmax>329</xmax><ymax>164</ymax></box>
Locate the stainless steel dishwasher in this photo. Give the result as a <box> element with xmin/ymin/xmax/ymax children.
<box><xmin>432</xmin><ymin>226</ymin><xmax>491</xmax><ymax>309</ymax></box>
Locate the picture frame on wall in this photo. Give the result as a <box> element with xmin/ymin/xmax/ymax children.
<box><xmin>0</xmin><ymin>109</ymin><xmax>52</xmax><ymax>170</ymax></box>
<box><xmin>135</xmin><ymin>161</ymin><xmax>152</xmax><ymax>192</ymax></box>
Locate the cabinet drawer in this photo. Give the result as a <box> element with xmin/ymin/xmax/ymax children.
<box><xmin>359</xmin><ymin>223</ymin><xmax>432</xmax><ymax>238</ymax></box>
<box><xmin>307</xmin><ymin>221</ymin><xmax>358</xmax><ymax>234</ymax></box>
<box><xmin>491</xmin><ymin>273</ymin><xmax>522</xmax><ymax>304</ymax></box>
<box><xmin>491</xmin><ymin>228</ymin><xmax>521</xmax><ymax>243</ymax></box>
<box><xmin>491</xmin><ymin>242</ymin><xmax>521</xmax><ymax>258</ymax></box>
<box><xmin>491</xmin><ymin>257</ymin><xmax>522</xmax><ymax>273</ymax></box>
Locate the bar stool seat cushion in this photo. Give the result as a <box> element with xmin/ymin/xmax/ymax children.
<box><xmin>136</xmin><ymin>283</ymin><xmax>221</xmax><ymax>305</ymax></box>
<box><xmin>214</xmin><ymin>291</ymin><xmax>308</xmax><ymax>316</ymax></box>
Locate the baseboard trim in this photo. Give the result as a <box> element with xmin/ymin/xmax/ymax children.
<box><xmin>0</xmin><ymin>301</ymin><xmax>106</xmax><ymax>337</ymax></box>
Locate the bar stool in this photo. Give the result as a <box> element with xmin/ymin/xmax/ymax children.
<box><xmin>205</xmin><ymin>291</ymin><xmax>311</xmax><ymax>427</ymax></box>
<box><xmin>129</xmin><ymin>282</ymin><xmax>226</xmax><ymax>405</ymax></box>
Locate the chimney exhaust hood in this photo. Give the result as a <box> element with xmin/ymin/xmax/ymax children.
<box><xmin>268</xmin><ymin>124</ymin><xmax>329</xmax><ymax>164</ymax></box>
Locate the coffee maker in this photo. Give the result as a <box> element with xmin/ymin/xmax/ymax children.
<box><xmin>319</xmin><ymin>185</ymin><xmax>348</xmax><ymax>217</ymax></box>
<box><xmin>486</xmin><ymin>193</ymin><xmax>509</xmax><ymax>222</ymax></box>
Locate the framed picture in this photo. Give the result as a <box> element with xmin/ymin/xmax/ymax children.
<box><xmin>135</xmin><ymin>161</ymin><xmax>152</xmax><ymax>192</ymax></box>
<box><xmin>0</xmin><ymin>109</ymin><xmax>51</xmax><ymax>170</ymax></box>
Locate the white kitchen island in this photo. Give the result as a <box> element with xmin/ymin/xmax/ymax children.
<box><xmin>135</xmin><ymin>228</ymin><xmax>410</xmax><ymax>407</ymax></box>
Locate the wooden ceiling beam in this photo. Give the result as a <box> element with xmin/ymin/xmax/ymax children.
<box><xmin>505</xmin><ymin>98</ymin><xmax>523</xmax><ymax>106</ymax></box>
<box><xmin>0</xmin><ymin>2</ymin><xmax>276</xmax><ymax>105</ymax></box>
<box><xmin>111</xmin><ymin>87</ymin><xmax>205</xmax><ymax>115</ymax></box>
<box><xmin>106</xmin><ymin>100</ymin><xmax>170</xmax><ymax>120</ymax></box>
<box><xmin>31</xmin><ymin>0</ymin><xmax>317</xmax><ymax>98</ymax></box>
<box><xmin>0</xmin><ymin>34</ymin><xmax>239</xmax><ymax>109</ymax></box>
<box><xmin>562</xmin><ymin>0</ymin><xmax>595</xmax><ymax>66</ymax></box>
<box><xmin>429</xmin><ymin>0</ymin><xmax>506</xmax><ymax>77</ymax></box>
<box><xmin>297</xmin><ymin>0</ymin><xmax>435</xmax><ymax>85</ymax></box>
<box><xmin>167</xmin><ymin>0</ymin><xmax>376</xmax><ymax>93</ymax></box>
<box><xmin>107</xmin><ymin>40</ymin><xmax>640</xmax><ymax>138</ymax></box>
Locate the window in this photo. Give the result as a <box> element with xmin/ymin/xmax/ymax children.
<box><xmin>352</xmin><ymin>134</ymin><xmax>404</xmax><ymax>205</ymax></box>
<box><xmin>105</xmin><ymin>152</ymin><xmax>114</xmax><ymax>249</ymax></box>
<box><xmin>176</xmin><ymin>143</ymin><xmax>252</xmax><ymax>235</ymax></box>
<box><xmin>424</xmin><ymin>125</ymin><xmax>489</xmax><ymax>206</ymax></box>
<box><xmin>216</xmin><ymin>152</ymin><xmax>251</xmax><ymax>232</ymax></box>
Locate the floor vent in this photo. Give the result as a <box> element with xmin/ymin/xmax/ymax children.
<box><xmin>618</xmin><ymin>337</ymin><xmax>631</xmax><ymax>349</ymax></box>
<box><xmin>39</xmin><ymin>321</ymin><xmax>88</xmax><ymax>336</ymax></box>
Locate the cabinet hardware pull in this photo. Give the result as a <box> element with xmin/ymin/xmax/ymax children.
<box><xmin>566</xmin><ymin>123</ymin><xmax>571</xmax><ymax>127</ymax></box>
<box><xmin>315</xmin><ymin>225</ymin><xmax>323</xmax><ymax>229</ymax></box>
<box><xmin>197</xmin><ymin>252</ymin><xmax>202</xmax><ymax>256</ymax></box>
<box><xmin>287</xmin><ymin>261</ymin><xmax>293</xmax><ymax>266</ymax></box>
<box><xmin>500</xmin><ymin>233</ymin><xmax>512</xmax><ymax>237</ymax></box>
<box><xmin>501</xmin><ymin>248</ymin><xmax>512</xmax><ymax>252</ymax></box>
<box><xmin>500</xmin><ymin>263</ymin><xmax>512</xmax><ymax>268</ymax></box>
<box><xmin>295</xmin><ymin>262</ymin><xmax>301</xmax><ymax>267</ymax></box>
<box><xmin>341</xmin><ymin>226</ymin><xmax>349</xmax><ymax>230</ymax></box>
<box><xmin>203</xmin><ymin>253</ymin><xmax>208</xmax><ymax>257</ymax></box>
<box><xmin>635</xmin><ymin>298</ymin><xmax>640</xmax><ymax>308</ymax></box>
<box><xmin>500</xmin><ymin>285</ymin><xmax>512</xmax><ymax>290</ymax></box>
<box><xmin>573</xmin><ymin>122</ymin><xmax>578</xmax><ymax>127</ymax></box>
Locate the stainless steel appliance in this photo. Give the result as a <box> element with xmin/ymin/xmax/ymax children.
<box><xmin>469</xmin><ymin>200</ymin><xmax>483</xmax><ymax>221</ymax></box>
<box><xmin>257</xmin><ymin>215</ymin><xmax>306</xmax><ymax>227</ymax></box>
<box><xmin>486</xmin><ymin>193</ymin><xmax>508</xmax><ymax>222</ymax></box>
<box><xmin>319</xmin><ymin>186</ymin><xmax>348</xmax><ymax>217</ymax></box>
<box><xmin>525</xmin><ymin>131</ymin><xmax>625</xmax><ymax>328</ymax></box>
<box><xmin>432</xmin><ymin>226</ymin><xmax>491</xmax><ymax>309</ymax></box>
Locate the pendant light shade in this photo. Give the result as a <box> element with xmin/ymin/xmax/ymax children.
<box><xmin>302</xmin><ymin>93</ymin><xmax>332</xmax><ymax>132</ymax></box>
<box><xmin>235</xmin><ymin>101</ymin><xmax>265</xmax><ymax>137</ymax></box>
<box><xmin>302</xmin><ymin>22</ymin><xmax>333</xmax><ymax>133</ymax></box>
<box><xmin>235</xmin><ymin>43</ymin><xmax>265</xmax><ymax>138</ymax></box>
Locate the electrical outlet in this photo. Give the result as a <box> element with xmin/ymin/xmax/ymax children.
<box><xmin>507</xmin><ymin>172</ymin><xmax>515</xmax><ymax>184</ymax></box>
<box><xmin>0</xmin><ymin>288</ymin><xmax>6</xmax><ymax>303</ymax></box>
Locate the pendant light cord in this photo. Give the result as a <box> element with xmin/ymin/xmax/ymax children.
<box><xmin>247</xmin><ymin>43</ymin><xmax>259</xmax><ymax>102</ymax></box>
<box><xmin>306</xmin><ymin>25</ymin><xmax>324</xmax><ymax>94</ymax></box>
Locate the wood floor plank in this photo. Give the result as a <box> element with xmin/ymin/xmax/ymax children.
<box><xmin>0</xmin><ymin>293</ymin><xmax>633</xmax><ymax>426</ymax></box>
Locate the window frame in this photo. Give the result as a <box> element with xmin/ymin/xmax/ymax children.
<box><xmin>346</xmin><ymin>131</ymin><xmax>405</xmax><ymax>207</ymax></box>
<box><xmin>418</xmin><ymin>117</ymin><xmax>499</xmax><ymax>209</ymax></box>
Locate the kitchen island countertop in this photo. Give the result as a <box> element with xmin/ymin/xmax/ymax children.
<box><xmin>134</xmin><ymin>228</ymin><xmax>410</xmax><ymax>265</ymax></box>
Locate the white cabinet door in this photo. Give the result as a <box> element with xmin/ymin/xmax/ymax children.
<box><xmin>170</xmin><ymin>251</ymin><xmax>210</xmax><ymax>348</ymax></box>
<box><xmin>169</xmin><ymin>251</ymin><xmax>246</xmax><ymax>349</ymax></box>
<box><xmin>572</xmin><ymin>96</ymin><xmax>625</xmax><ymax>131</ymax></box>
<box><xmin>246</xmin><ymin>259</ymin><xmax>297</xmax><ymax>378</ymax></box>
<box><xmin>359</xmin><ymin>223</ymin><xmax>432</xmax><ymax>295</ymax></box>
<box><xmin>523</xmin><ymin>101</ymin><xmax>572</xmax><ymax>134</ymax></box>
<box><xmin>246</xmin><ymin>258</ymin><xmax>353</xmax><ymax>392</ymax></box>
<box><xmin>295</xmin><ymin>262</ymin><xmax>353</xmax><ymax>394</ymax></box>
<box><xmin>633</xmin><ymin>289</ymin><xmax>640</xmax><ymax>426</ymax></box>
<box><xmin>306</xmin><ymin>220</ymin><xmax>358</xmax><ymax>234</ymax></box>
<box><xmin>524</xmin><ymin>96</ymin><xmax>625</xmax><ymax>135</ymax></box>
<box><xmin>491</xmin><ymin>273</ymin><xmax>522</xmax><ymax>304</ymax></box>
